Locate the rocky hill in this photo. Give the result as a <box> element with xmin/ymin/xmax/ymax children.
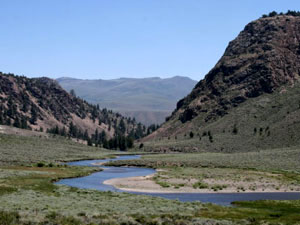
<box><xmin>143</xmin><ymin>12</ymin><xmax>300</xmax><ymax>152</ymax></box>
<box><xmin>0</xmin><ymin>73</ymin><xmax>146</xmax><ymax>148</ymax></box>
<box><xmin>57</xmin><ymin>76</ymin><xmax>197</xmax><ymax>126</ymax></box>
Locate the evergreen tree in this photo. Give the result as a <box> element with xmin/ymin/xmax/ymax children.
<box><xmin>60</xmin><ymin>127</ymin><xmax>67</xmax><ymax>136</ymax></box>
<box><xmin>13</xmin><ymin>117</ymin><xmax>21</xmax><ymax>128</ymax></box>
<box><xmin>30</xmin><ymin>106</ymin><xmax>38</xmax><ymax>124</ymax></box>
<box><xmin>70</xmin><ymin>89</ymin><xmax>76</xmax><ymax>97</ymax></box>
<box><xmin>84</xmin><ymin>129</ymin><xmax>89</xmax><ymax>141</ymax></box>
<box><xmin>21</xmin><ymin>117</ymin><xmax>28</xmax><ymax>129</ymax></box>
<box><xmin>87</xmin><ymin>138</ymin><xmax>93</xmax><ymax>146</ymax></box>
<box><xmin>126</xmin><ymin>136</ymin><xmax>134</xmax><ymax>149</ymax></box>
<box><xmin>119</xmin><ymin>119</ymin><xmax>126</xmax><ymax>134</ymax></box>
<box><xmin>103</xmin><ymin>139</ymin><xmax>109</xmax><ymax>149</ymax></box>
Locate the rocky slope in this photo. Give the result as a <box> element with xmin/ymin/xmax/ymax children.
<box><xmin>57</xmin><ymin>76</ymin><xmax>197</xmax><ymax>126</ymax></box>
<box><xmin>143</xmin><ymin>13</ymin><xmax>300</xmax><ymax>152</ymax></box>
<box><xmin>0</xmin><ymin>73</ymin><xmax>146</xmax><ymax>141</ymax></box>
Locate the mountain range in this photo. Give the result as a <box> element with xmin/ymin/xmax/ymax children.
<box><xmin>57</xmin><ymin>76</ymin><xmax>197</xmax><ymax>126</ymax></box>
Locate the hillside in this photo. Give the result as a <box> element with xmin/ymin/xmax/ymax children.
<box><xmin>143</xmin><ymin>13</ymin><xmax>300</xmax><ymax>152</ymax></box>
<box><xmin>57</xmin><ymin>76</ymin><xmax>197</xmax><ymax>126</ymax></box>
<box><xmin>0</xmin><ymin>73</ymin><xmax>146</xmax><ymax>147</ymax></box>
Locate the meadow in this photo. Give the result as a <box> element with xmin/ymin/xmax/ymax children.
<box><xmin>107</xmin><ymin>147</ymin><xmax>300</xmax><ymax>193</ymax></box>
<box><xmin>1</xmin><ymin>133</ymin><xmax>300</xmax><ymax>224</ymax></box>
<box><xmin>0</xmin><ymin>133</ymin><xmax>115</xmax><ymax>166</ymax></box>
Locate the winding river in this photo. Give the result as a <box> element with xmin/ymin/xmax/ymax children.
<box><xmin>56</xmin><ymin>155</ymin><xmax>300</xmax><ymax>206</ymax></box>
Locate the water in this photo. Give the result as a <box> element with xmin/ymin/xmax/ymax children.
<box><xmin>56</xmin><ymin>155</ymin><xmax>300</xmax><ymax>206</ymax></box>
<box><xmin>57</xmin><ymin>156</ymin><xmax>155</xmax><ymax>192</ymax></box>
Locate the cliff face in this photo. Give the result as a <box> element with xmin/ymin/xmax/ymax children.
<box><xmin>0</xmin><ymin>73</ymin><xmax>144</xmax><ymax>139</ymax></box>
<box><xmin>144</xmin><ymin>15</ymin><xmax>300</xmax><ymax>152</ymax></box>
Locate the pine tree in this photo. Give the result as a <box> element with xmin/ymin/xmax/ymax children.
<box><xmin>84</xmin><ymin>129</ymin><xmax>89</xmax><ymax>141</ymax></box>
<box><xmin>70</xmin><ymin>89</ymin><xmax>76</xmax><ymax>97</ymax></box>
<box><xmin>119</xmin><ymin>119</ymin><xmax>126</xmax><ymax>134</ymax></box>
<box><xmin>13</xmin><ymin>117</ymin><xmax>21</xmax><ymax>128</ymax></box>
<box><xmin>30</xmin><ymin>106</ymin><xmax>38</xmax><ymax>124</ymax></box>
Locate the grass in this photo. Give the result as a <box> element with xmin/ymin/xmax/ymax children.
<box><xmin>141</xmin><ymin>83</ymin><xmax>300</xmax><ymax>153</ymax></box>
<box><xmin>0</xmin><ymin>133</ymin><xmax>122</xmax><ymax>166</ymax></box>
<box><xmin>198</xmin><ymin>200</ymin><xmax>300</xmax><ymax>224</ymax></box>
<box><xmin>107</xmin><ymin>151</ymin><xmax>300</xmax><ymax>193</ymax></box>
<box><xmin>109</xmin><ymin>147</ymin><xmax>300</xmax><ymax>172</ymax></box>
<box><xmin>1</xmin><ymin>133</ymin><xmax>300</xmax><ymax>224</ymax></box>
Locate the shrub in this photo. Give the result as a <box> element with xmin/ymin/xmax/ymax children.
<box><xmin>189</xmin><ymin>131</ymin><xmax>194</xmax><ymax>138</ymax></box>
<box><xmin>37</xmin><ymin>162</ymin><xmax>45</xmax><ymax>167</ymax></box>
<box><xmin>193</xmin><ymin>182</ymin><xmax>209</xmax><ymax>189</ymax></box>
<box><xmin>232</xmin><ymin>124</ymin><xmax>238</xmax><ymax>135</ymax></box>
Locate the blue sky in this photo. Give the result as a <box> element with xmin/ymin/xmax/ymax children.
<box><xmin>0</xmin><ymin>0</ymin><xmax>299</xmax><ymax>81</ymax></box>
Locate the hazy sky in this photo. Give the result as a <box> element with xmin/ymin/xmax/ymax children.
<box><xmin>0</xmin><ymin>0</ymin><xmax>299</xmax><ymax>81</ymax></box>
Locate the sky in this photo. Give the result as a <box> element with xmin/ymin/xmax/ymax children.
<box><xmin>0</xmin><ymin>0</ymin><xmax>299</xmax><ymax>81</ymax></box>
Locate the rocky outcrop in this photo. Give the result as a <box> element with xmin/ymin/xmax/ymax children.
<box><xmin>175</xmin><ymin>15</ymin><xmax>300</xmax><ymax>124</ymax></box>
<box><xmin>145</xmin><ymin>14</ymin><xmax>300</xmax><ymax>144</ymax></box>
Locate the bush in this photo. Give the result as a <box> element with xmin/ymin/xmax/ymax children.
<box><xmin>37</xmin><ymin>162</ymin><xmax>45</xmax><ymax>167</ymax></box>
<box><xmin>193</xmin><ymin>182</ymin><xmax>209</xmax><ymax>189</ymax></box>
<box><xmin>232</xmin><ymin>125</ymin><xmax>238</xmax><ymax>135</ymax></box>
<box><xmin>189</xmin><ymin>131</ymin><xmax>194</xmax><ymax>138</ymax></box>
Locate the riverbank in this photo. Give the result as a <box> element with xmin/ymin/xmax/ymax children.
<box><xmin>103</xmin><ymin>173</ymin><xmax>300</xmax><ymax>194</ymax></box>
<box><xmin>104</xmin><ymin>152</ymin><xmax>300</xmax><ymax>194</ymax></box>
<box><xmin>2</xmin><ymin>133</ymin><xmax>300</xmax><ymax>224</ymax></box>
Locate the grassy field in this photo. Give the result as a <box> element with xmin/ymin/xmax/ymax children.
<box><xmin>0</xmin><ymin>133</ymin><xmax>117</xmax><ymax>166</ymax></box>
<box><xmin>107</xmin><ymin>148</ymin><xmax>300</xmax><ymax>193</ymax></box>
<box><xmin>1</xmin><ymin>133</ymin><xmax>300</xmax><ymax>224</ymax></box>
<box><xmin>123</xmin><ymin>147</ymin><xmax>300</xmax><ymax>172</ymax></box>
<box><xmin>1</xmin><ymin>165</ymin><xmax>300</xmax><ymax>224</ymax></box>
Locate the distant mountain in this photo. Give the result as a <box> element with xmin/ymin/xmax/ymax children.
<box><xmin>0</xmin><ymin>73</ymin><xmax>147</xmax><ymax>147</ymax></box>
<box><xmin>57</xmin><ymin>76</ymin><xmax>197</xmax><ymax>126</ymax></box>
<box><xmin>143</xmin><ymin>13</ymin><xmax>300</xmax><ymax>152</ymax></box>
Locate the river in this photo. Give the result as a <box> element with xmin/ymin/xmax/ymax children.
<box><xmin>55</xmin><ymin>155</ymin><xmax>300</xmax><ymax>206</ymax></box>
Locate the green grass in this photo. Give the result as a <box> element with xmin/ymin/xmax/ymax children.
<box><xmin>142</xmin><ymin>82</ymin><xmax>300</xmax><ymax>153</ymax></box>
<box><xmin>198</xmin><ymin>200</ymin><xmax>300</xmax><ymax>224</ymax></box>
<box><xmin>107</xmin><ymin>151</ymin><xmax>300</xmax><ymax>192</ymax></box>
<box><xmin>0</xmin><ymin>133</ymin><xmax>123</xmax><ymax>166</ymax></box>
<box><xmin>1</xmin><ymin>133</ymin><xmax>300</xmax><ymax>224</ymax></box>
<box><xmin>108</xmin><ymin>148</ymin><xmax>300</xmax><ymax>172</ymax></box>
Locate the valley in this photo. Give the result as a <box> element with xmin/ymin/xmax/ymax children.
<box><xmin>1</xmin><ymin>132</ymin><xmax>300</xmax><ymax>224</ymax></box>
<box><xmin>1</xmin><ymin>10</ymin><xmax>300</xmax><ymax>225</ymax></box>
<box><xmin>57</xmin><ymin>76</ymin><xmax>197</xmax><ymax>126</ymax></box>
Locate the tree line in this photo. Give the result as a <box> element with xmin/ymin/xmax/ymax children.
<box><xmin>262</xmin><ymin>10</ymin><xmax>300</xmax><ymax>18</ymax></box>
<box><xmin>47</xmin><ymin>122</ymin><xmax>134</xmax><ymax>151</ymax></box>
